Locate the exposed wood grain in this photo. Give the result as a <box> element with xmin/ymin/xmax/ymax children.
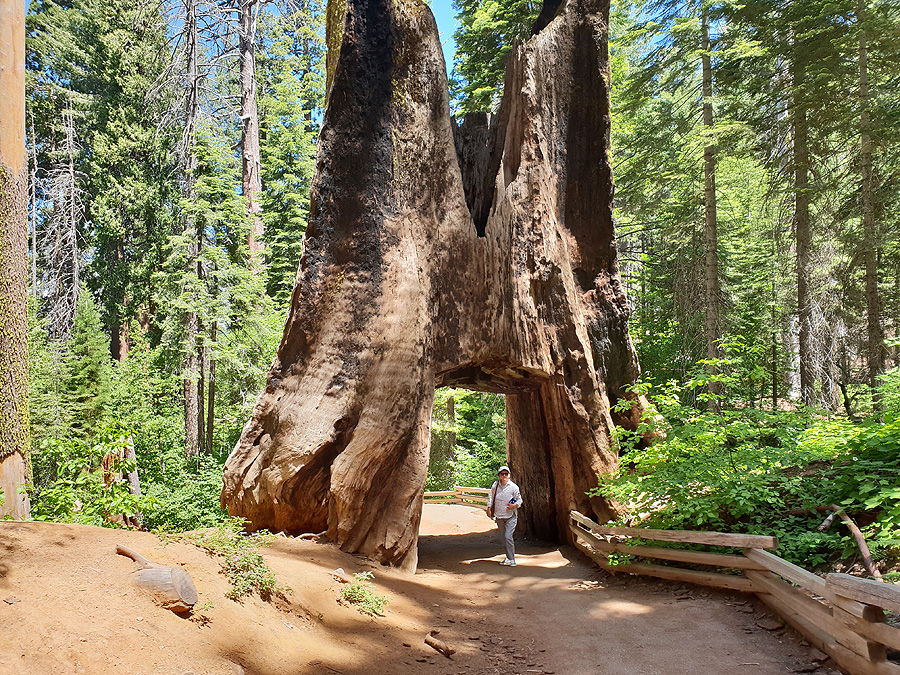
<box><xmin>832</xmin><ymin>594</ymin><xmax>888</xmax><ymax>623</ymax></box>
<box><xmin>755</xmin><ymin>588</ymin><xmax>900</xmax><ymax>675</ymax></box>
<box><xmin>827</xmin><ymin>574</ymin><xmax>900</xmax><ymax>614</ymax></box>
<box><xmin>220</xmin><ymin>0</ymin><xmax>648</xmax><ymax>570</ymax></box>
<box><xmin>742</xmin><ymin>548</ymin><xmax>877</xmax><ymax>619</ymax></box>
<box><xmin>573</xmin><ymin>537</ymin><xmax>611</xmax><ymax>567</ymax></box>
<box><xmin>833</xmin><ymin>605</ymin><xmax>888</xmax><ymax>661</ymax></box>
<box><xmin>425</xmin><ymin>634</ymin><xmax>455</xmax><ymax>657</ymax></box>
<box><xmin>587</xmin><ymin>537</ymin><xmax>767</xmax><ymax>570</ymax></box>
<box><xmin>743</xmin><ymin>548</ymin><xmax>826</xmax><ymax>593</ymax></box>
<box><xmin>117</xmin><ymin>545</ymin><xmax>198</xmax><ymax>612</ymax></box>
<box><xmin>455</xmin><ymin>487</ymin><xmax>490</xmax><ymax>495</ymax></box>
<box><xmin>832</xmin><ymin>600</ymin><xmax>900</xmax><ymax>654</ymax></box>
<box><xmin>747</xmin><ymin>570</ymin><xmax>881</xmax><ymax>662</ymax></box>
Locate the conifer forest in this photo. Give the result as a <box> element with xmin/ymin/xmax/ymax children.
<box><xmin>5</xmin><ymin>0</ymin><xmax>900</xmax><ymax>574</ymax></box>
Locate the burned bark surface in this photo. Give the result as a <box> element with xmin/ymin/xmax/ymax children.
<box><xmin>222</xmin><ymin>0</ymin><xmax>646</xmax><ymax>568</ymax></box>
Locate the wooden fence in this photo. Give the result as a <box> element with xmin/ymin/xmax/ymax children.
<box><xmin>423</xmin><ymin>486</ymin><xmax>490</xmax><ymax>510</ymax></box>
<box><xmin>570</xmin><ymin>510</ymin><xmax>900</xmax><ymax>675</ymax></box>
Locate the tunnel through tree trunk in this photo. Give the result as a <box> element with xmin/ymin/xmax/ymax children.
<box><xmin>222</xmin><ymin>0</ymin><xmax>648</xmax><ymax>570</ymax></box>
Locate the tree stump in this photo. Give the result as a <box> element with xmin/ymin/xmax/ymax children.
<box><xmin>222</xmin><ymin>0</ymin><xmax>649</xmax><ymax>569</ymax></box>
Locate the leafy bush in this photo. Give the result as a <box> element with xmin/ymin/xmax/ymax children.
<box><xmin>177</xmin><ymin>518</ymin><xmax>283</xmax><ymax>600</ymax></box>
<box><xmin>592</xmin><ymin>380</ymin><xmax>900</xmax><ymax>567</ymax></box>
<box><xmin>824</xmin><ymin>418</ymin><xmax>900</xmax><ymax>543</ymax></box>
<box><xmin>141</xmin><ymin>449</ymin><xmax>228</xmax><ymax>531</ymax></box>
<box><xmin>340</xmin><ymin>571</ymin><xmax>389</xmax><ymax>615</ymax></box>
<box><xmin>29</xmin><ymin>427</ymin><xmax>155</xmax><ymax>526</ymax></box>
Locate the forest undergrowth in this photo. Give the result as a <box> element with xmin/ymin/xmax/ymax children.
<box><xmin>592</xmin><ymin>360</ymin><xmax>900</xmax><ymax>577</ymax></box>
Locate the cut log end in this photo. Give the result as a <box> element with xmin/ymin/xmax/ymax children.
<box><xmin>425</xmin><ymin>634</ymin><xmax>455</xmax><ymax>658</ymax></box>
<box><xmin>117</xmin><ymin>544</ymin><xmax>199</xmax><ymax>612</ymax></box>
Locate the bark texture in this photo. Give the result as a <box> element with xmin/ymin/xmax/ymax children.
<box><xmin>0</xmin><ymin>0</ymin><xmax>31</xmax><ymax>519</ymax></box>
<box><xmin>222</xmin><ymin>0</ymin><xmax>646</xmax><ymax>568</ymax></box>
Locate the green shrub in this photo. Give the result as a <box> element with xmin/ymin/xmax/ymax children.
<box><xmin>591</xmin><ymin>380</ymin><xmax>900</xmax><ymax>568</ymax></box>
<box><xmin>29</xmin><ymin>427</ymin><xmax>156</xmax><ymax>526</ymax></box>
<box><xmin>176</xmin><ymin>518</ymin><xmax>283</xmax><ymax>600</ymax></box>
<box><xmin>340</xmin><ymin>571</ymin><xmax>389</xmax><ymax>615</ymax></box>
<box><xmin>141</xmin><ymin>449</ymin><xmax>228</xmax><ymax>531</ymax></box>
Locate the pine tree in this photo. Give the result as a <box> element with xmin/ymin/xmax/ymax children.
<box><xmin>258</xmin><ymin>2</ymin><xmax>325</xmax><ymax>303</ymax></box>
<box><xmin>62</xmin><ymin>285</ymin><xmax>112</xmax><ymax>438</ymax></box>
<box><xmin>450</xmin><ymin>0</ymin><xmax>539</xmax><ymax>112</ymax></box>
<box><xmin>26</xmin><ymin>0</ymin><xmax>176</xmax><ymax>352</ymax></box>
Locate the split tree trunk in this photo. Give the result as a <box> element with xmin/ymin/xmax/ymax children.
<box><xmin>222</xmin><ymin>0</ymin><xmax>647</xmax><ymax>568</ymax></box>
<box><xmin>0</xmin><ymin>0</ymin><xmax>32</xmax><ymax>519</ymax></box>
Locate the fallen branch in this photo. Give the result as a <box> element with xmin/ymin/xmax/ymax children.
<box><xmin>816</xmin><ymin>509</ymin><xmax>838</xmax><ymax>531</ymax></box>
<box><xmin>831</xmin><ymin>508</ymin><xmax>882</xmax><ymax>580</ymax></box>
<box><xmin>802</xmin><ymin>505</ymin><xmax>882</xmax><ymax>580</ymax></box>
<box><xmin>425</xmin><ymin>632</ymin><xmax>455</xmax><ymax>658</ymax></box>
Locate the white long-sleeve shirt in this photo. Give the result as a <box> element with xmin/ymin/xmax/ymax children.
<box><xmin>490</xmin><ymin>480</ymin><xmax>522</xmax><ymax>519</ymax></box>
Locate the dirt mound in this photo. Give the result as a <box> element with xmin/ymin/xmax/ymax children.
<box><xmin>1</xmin><ymin>505</ymin><xmax>830</xmax><ymax>674</ymax></box>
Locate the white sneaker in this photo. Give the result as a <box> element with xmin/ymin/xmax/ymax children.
<box><xmin>501</xmin><ymin>559</ymin><xmax>516</xmax><ymax>566</ymax></box>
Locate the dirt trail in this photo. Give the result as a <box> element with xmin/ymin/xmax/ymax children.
<box><xmin>1</xmin><ymin>505</ymin><xmax>833</xmax><ymax>675</ymax></box>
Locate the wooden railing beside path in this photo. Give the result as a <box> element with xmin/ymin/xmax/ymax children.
<box><xmin>423</xmin><ymin>486</ymin><xmax>490</xmax><ymax>510</ymax></box>
<box><xmin>570</xmin><ymin>510</ymin><xmax>900</xmax><ymax>675</ymax></box>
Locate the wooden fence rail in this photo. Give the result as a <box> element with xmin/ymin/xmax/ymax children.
<box><xmin>569</xmin><ymin>510</ymin><xmax>900</xmax><ymax>675</ymax></box>
<box><xmin>423</xmin><ymin>486</ymin><xmax>490</xmax><ymax>510</ymax></box>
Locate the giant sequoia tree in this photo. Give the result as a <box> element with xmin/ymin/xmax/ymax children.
<box><xmin>222</xmin><ymin>0</ymin><xmax>648</xmax><ymax>569</ymax></box>
<box><xmin>0</xmin><ymin>0</ymin><xmax>31</xmax><ymax>519</ymax></box>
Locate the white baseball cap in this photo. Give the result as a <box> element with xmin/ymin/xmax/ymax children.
<box><xmin>498</xmin><ymin>466</ymin><xmax>510</xmax><ymax>474</ymax></box>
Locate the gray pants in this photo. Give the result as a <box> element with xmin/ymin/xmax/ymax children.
<box><xmin>496</xmin><ymin>514</ymin><xmax>517</xmax><ymax>561</ymax></box>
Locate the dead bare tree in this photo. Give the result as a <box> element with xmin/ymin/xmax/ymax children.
<box><xmin>42</xmin><ymin>99</ymin><xmax>84</xmax><ymax>341</ymax></box>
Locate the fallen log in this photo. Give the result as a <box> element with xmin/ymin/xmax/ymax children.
<box><xmin>425</xmin><ymin>633</ymin><xmax>455</xmax><ymax>658</ymax></box>
<box><xmin>116</xmin><ymin>545</ymin><xmax>198</xmax><ymax>612</ymax></box>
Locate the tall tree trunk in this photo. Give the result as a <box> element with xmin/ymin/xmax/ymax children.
<box><xmin>123</xmin><ymin>435</ymin><xmax>142</xmax><ymax>528</ymax></box>
<box><xmin>206</xmin><ymin>321</ymin><xmax>216</xmax><ymax>455</ymax></box>
<box><xmin>858</xmin><ymin>0</ymin><xmax>883</xmax><ymax>407</ymax></box>
<box><xmin>198</xmin><ymin>315</ymin><xmax>206</xmax><ymax>455</ymax></box>
<box><xmin>446</xmin><ymin>395</ymin><xmax>455</xmax><ymax>450</ymax></box>
<box><xmin>182</xmin><ymin>0</ymin><xmax>201</xmax><ymax>458</ymax></box>
<box><xmin>239</xmin><ymin>0</ymin><xmax>264</xmax><ymax>265</ymax></box>
<box><xmin>223</xmin><ymin>0</ymin><xmax>648</xmax><ymax>569</ymax></box>
<box><xmin>29</xmin><ymin>112</ymin><xmax>36</xmax><ymax>296</ymax></box>
<box><xmin>112</xmin><ymin>244</ymin><xmax>130</xmax><ymax>361</ymax></box>
<box><xmin>701</xmin><ymin>6</ymin><xmax>721</xmax><ymax>409</ymax></box>
<box><xmin>183</xmin><ymin>315</ymin><xmax>199</xmax><ymax>457</ymax></box>
<box><xmin>0</xmin><ymin>0</ymin><xmax>31</xmax><ymax>519</ymax></box>
<box><xmin>792</xmin><ymin>58</ymin><xmax>814</xmax><ymax>407</ymax></box>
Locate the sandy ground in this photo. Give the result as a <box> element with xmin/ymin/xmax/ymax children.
<box><xmin>0</xmin><ymin>504</ymin><xmax>835</xmax><ymax>675</ymax></box>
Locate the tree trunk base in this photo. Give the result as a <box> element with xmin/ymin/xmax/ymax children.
<box><xmin>0</xmin><ymin>452</ymin><xmax>30</xmax><ymax>519</ymax></box>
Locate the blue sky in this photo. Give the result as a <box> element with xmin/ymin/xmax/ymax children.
<box><xmin>430</xmin><ymin>0</ymin><xmax>460</xmax><ymax>77</ymax></box>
